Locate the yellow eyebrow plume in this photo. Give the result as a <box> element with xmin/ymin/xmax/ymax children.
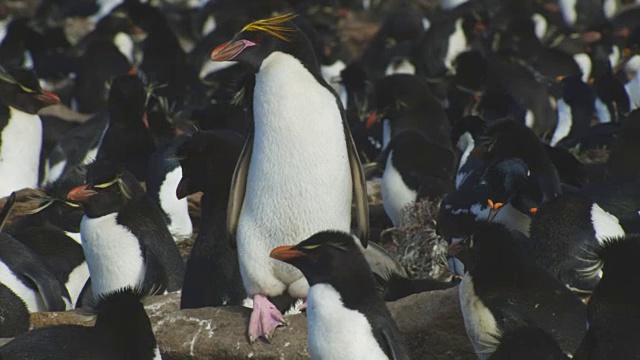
<box><xmin>241</xmin><ymin>13</ymin><xmax>298</xmax><ymax>42</ymax></box>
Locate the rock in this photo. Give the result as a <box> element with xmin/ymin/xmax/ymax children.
<box><xmin>389</xmin><ymin>287</ymin><xmax>476</xmax><ymax>360</ymax></box>
<box><xmin>24</xmin><ymin>287</ymin><xmax>473</xmax><ymax>359</ymax></box>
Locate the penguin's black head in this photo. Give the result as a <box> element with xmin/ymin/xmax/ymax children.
<box><xmin>270</xmin><ymin>230</ymin><xmax>373</xmax><ymax>288</ymax></box>
<box><xmin>592</xmin><ymin>235</ymin><xmax>640</xmax><ymax>292</ymax></box>
<box><xmin>448</xmin><ymin>221</ymin><xmax>524</xmax><ymax>273</ymax></box>
<box><xmin>67</xmin><ymin>160</ymin><xmax>142</xmax><ymax>218</ymax></box>
<box><xmin>108</xmin><ymin>74</ymin><xmax>147</xmax><ymax>125</ymax></box>
<box><xmin>0</xmin><ymin>67</ymin><xmax>60</xmax><ymax>114</ymax></box>
<box><xmin>29</xmin><ymin>166</ymin><xmax>86</xmax><ymax>232</ymax></box>
<box><xmin>210</xmin><ymin>13</ymin><xmax>316</xmax><ymax>72</ymax></box>
<box><xmin>451</xmin><ymin>115</ymin><xmax>486</xmax><ymax>148</ymax></box>
<box><xmin>482</xmin><ymin>158</ymin><xmax>531</xmax><ymax>213</ymax></box>
<box><xmin>175</xmin><ymin>130</ymin><xmax>243</xmax><ymax>199</ymax></box>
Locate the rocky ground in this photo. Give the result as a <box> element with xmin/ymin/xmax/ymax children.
<box><xmin>26</xmin><ymin>287</ymin><xmax>475</xmax><ymax>359</ymax></box>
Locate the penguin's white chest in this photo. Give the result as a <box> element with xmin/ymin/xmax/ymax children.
<box><xmin>0</xmin><ymin>260</ymin><xmax>46</xmax><ymax>312</ymax></box>
<box><xmin>159</xmin><ymin>166</ymin><xmax>192</xmax><ymax>241</ymax></box>
<box><xmin>80</xmin><ymin>213</ymin><xmax>145</xmax><ymax>298</ymax></box>
<box><xmin>307</xmin><ymin>284</ymin><xmax>389</xmax><ymax>360</ymax></box>
<box><xmin>237</xmin><ymin>52</ymin><xmax>352</xmax><ymax>295</ymax></box>
<box><xmin>381</xmin><ymin>151</ymin><xmax>417</xmax><ymax>227</ymax></box>
<box><xmin>459</xmin><ymin>274</ymin><xmax>500</xmax><ymax>360</ymax></box>
<box><xmin>0</xmin><ymin>108</ymin><xmax>42</xmax><ymax>198</ymax></box>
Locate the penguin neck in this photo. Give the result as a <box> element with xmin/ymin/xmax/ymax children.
<box><xmin>0</xmin><ymin>105</ymin><xmax>42</xmax><ymax>197</ymax></box>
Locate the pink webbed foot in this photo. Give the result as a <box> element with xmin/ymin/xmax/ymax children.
<box><xmin>248</xmin><ymin>294</ymin><xmax>286</xmax><ymax>343</ymax></box>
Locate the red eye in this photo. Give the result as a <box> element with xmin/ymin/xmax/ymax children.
<box><xmin>253</xmin><ymin>35</ymin><xmax>263</xmax><ymax>44</ymax></box>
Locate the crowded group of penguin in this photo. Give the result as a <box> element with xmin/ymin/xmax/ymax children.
<box><xmin>1</xmin><ymin>0</ymin><xmax>640</xmax><ymax>358</ymax></box>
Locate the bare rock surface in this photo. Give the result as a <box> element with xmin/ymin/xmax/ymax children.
<box><xmin>22</xmin><ymin>287</ymin><xmax>474</xmax><ymax>359</ymax></box>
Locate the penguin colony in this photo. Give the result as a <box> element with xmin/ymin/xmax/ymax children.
<box><xmin>0</xmin><ymin>0</ymin><xmax>639</xmax><ymax>358</ymax></box>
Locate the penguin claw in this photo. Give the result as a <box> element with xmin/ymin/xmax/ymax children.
<box><xmin>248</xmin><ymin>294</ymin><xmax>286</xmax><ymax>343</ymax></box>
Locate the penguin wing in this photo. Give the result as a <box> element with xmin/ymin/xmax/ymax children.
<box><xmin>0</xmin><ymin>234</ymin><xmax>68</xmax><ymax>311</ymax></box>
<box><xmin>345</xmin><ymin>125</ymin><xmax>370</xmax><ymax>247</ymax></box>
<box><xmin>227</xmin><ymin>130</ymin><xmax>254</xmax><ymax>241</ymax></box>
<box><xmin>484</xmin><ymin>270</ymin><xmax>587</xmax><ymax>353</ymax></box>
<box><xmin>369</xmin><ymin>308</ymin><xmax>410</xmax><ymax>360</ymax></box>
<box><xmin>141</xmin><ymin>245</ymin><xmax>169</xmax><ymax>295</ymax></box>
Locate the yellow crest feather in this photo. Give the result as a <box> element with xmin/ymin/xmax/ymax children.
<box><xmin>241</xmin><ymin>13</ymin><xmax>298</xmax><ymax>42</ymax></box>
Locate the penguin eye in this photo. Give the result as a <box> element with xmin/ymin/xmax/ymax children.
<box><xmin>253</xmin><ymin>34</ymin><xmax>264</xmax><ymax>44</ymax></box>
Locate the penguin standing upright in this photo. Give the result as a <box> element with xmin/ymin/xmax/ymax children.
<box><xmin>67</xmin><ymin>160</ymin><xmax>185</xmax><ymax>299</ymax></box>
<box><xmin>0</xmin><ymin>66</ymin><xmax>60</xmax><ymax>197</ymax></box>
<box><xmin>177</xmin><ymin>130</ymin><xmax>246</xmax><ymax>309</ymax></box>
<box><xmin>270</xmin><ymin>231</ymin><xmax>409</xmax><ymax>360</ymax></box>
<box><xmin>210</xmin><ymin>13</ymin><xmax>369</xmax><ymax>342</ymax></box>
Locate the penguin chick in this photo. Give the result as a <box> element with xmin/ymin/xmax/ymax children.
<box><xmin>0</xmin><ymin>287</ymin><xmax>162</xmax><ymax>360</ymax></box>
<box><xmin>68</xmin><ymin>159</ymin><xmax>185</xmax><ymax>299</ymax></box>
<box><xmin>451</xmin><ymin>222</ymin><xmax>587</xmax><ymax>359</ymax></box>
<box><xmin>574</xmin><ymin>235</ymin><xmax>640</xmax><ymax>360</ymax></box>
<box><xmin>270</xmin><ymin>230</ymin><xmax>409</xmax><ymax>360</ymax></box>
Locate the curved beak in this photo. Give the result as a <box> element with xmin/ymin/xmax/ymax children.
<box><xmin>36</xmin><ymin>91</ymin><xmax>61</xmax><ymax>106</ymax></box>
<box><xmin>270</xmin><ymin>245</ymin><xmax>304</xmax><ymax>261</ymax></box>
<box><xmin>67</xmin><ymin>185</ymin><xmax>97</xmax><ymax>202</ymax></box>
<box><xmin>211</xmin><ymin>39</ymin><xmax>256</xmax><ymax>62</ymax></box>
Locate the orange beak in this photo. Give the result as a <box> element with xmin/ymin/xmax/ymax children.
<box><xmin>67</xmin><ymin>185</ymin><xmax>97</xmax><ymax>202</ymax></box>
<box><xmin>556</xmin><ymin>75</ymin><xmax>565</xmax><ymax>83</ymax></box>
<box><xmin>488</xmin><ymin>199</ymin><xmax>504</xmax><ymax>210</ymax></box>
<box><xmin>529</xmin><ymin>207</ymin><xmax>538</xmax><ymax>215</ymax></box>
<box><xmin>270</xmin><ymin>245</ymin><xmax>304</xmax><ymax>261</ymax></box>
<box><xmin>211</xmin><ymin>40</ymin><xmax>257</xmax><ymax>62</ymax></box>
<box><xmin>36</xmin><ymin>91</ymin><xmax>61</xmax><ymax>106</ymax></box>
<box><xmin>365</xmin><ymin>111</ymin><xmax>379</xmax><ymax>129</ymax></box>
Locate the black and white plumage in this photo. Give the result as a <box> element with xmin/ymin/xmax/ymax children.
<box><xmin>0</xmin><ymin>287</ymin><xmax>162</xmax><ymax>360</ymax></box>
<box><xmin>451</xmin><ymin>222</ymin><xmax>587</xmax><ymax>359</ymax></box>
<box><xmin>68</xmin><ymin>160</ymin><xmax>184</xmax><ymax>299</ymax></box>
<box><xmin>270</xmin><ymin>230</ymin><xmax>409</xmax><ymax>360</ymax></box>
<box><xmin>8</xmin><ymin>166</ymin><xmax>88</xmax><ymax>307</ymax></box>
<box><xmin>0</xmin><ymin>66</ymin><xmax>60</xmax><ymax>197</ymax></box>
<box><xmin>574</xmin><ymin>235</ymin><xmax>640</xmax><ymax>359</ymax></box>
<box><xmin>211</xmin><ymin>13</ymin><xmax>369</xmax><ymax>342</ymax></box>
<box><xmin>529</xmin><ymin>193</ymin><xmax>625</xmax><ymax>292</ymax></box>
<box><xmin>146</xmin><ymin>136</ymin><xmax>193</xmax><ymax>241</ymax></box>
<box><xmin>0</xmin><ymin>192</ymin><xmax>71</xmax><ymax>312</ymax></box>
